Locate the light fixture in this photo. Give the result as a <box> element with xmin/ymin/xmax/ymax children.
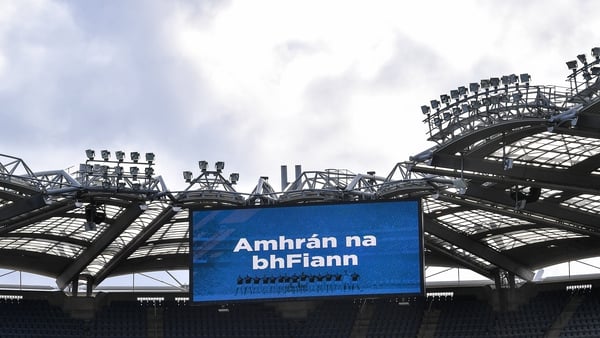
<box><xmin>592</xmin><ymin>47</ymin><xmax>600</xmax><ymax>59</ymax></box>
<box><xmin>490</xmin><ymin>77</ymin><xmax>500</xmax><ymax>87</ymax></box>
<box><xmin>501</xmin><ymin>75</ymin><xmax>510</xmax><ymax>86</ymax></box>
<box><xmin>443</xmin><ymin>112</ymin><xmax>451</xmax><ymax>121</ymax></box>
<box><xmin>577</xmin><ymin>54</ymin><xmax>587</xmax><ymax>64</ymax></box>
<box><xmin>430</xmin><ymin>100</ymin><xmax>440</xmax><ymax>109</ymax></box>
<box><xmin>509</xmin><ymin>74</ymin><xmax>518</xmax><ymax>83</ymax></box>
<box><xmin>450</xmin><ymin>89</ymin><xmax>459</xmax><ymax>99</ymax></box>
<box><xmin>457</xmin><ymin>86</ymin><xmax>467</xmax><ymax>96</ymax></box>
<box><xmin>480</xmin><ymin>79</ymin><xmax>490</xmax><ymax>88</ymax></box>
<box><xmin>117</xmin><ymin>182</ymin><xmax>126</xmax><ymax>189</ymax></box>
<box><xmin>139</xmin><ymin>203</ymin><xmax>148</xmax><ymax>211</ymax></box>
<box><xmin>130</xmin><ymin>152</ymin><xmax>140</xmax><ymax>162</ymax></box>
<box><xmin>102</xmin><ymin>180</ymin><xmax>111</xmax><ymax>189</ymax></box>
<box><xmin>452</xmin><ymin>107</ymin><xmax>461</xmax><ymax>116</ymax></box>
<box><xmin>215</xmin><ymin>161</ymin><xmax>225</xmax><ymax>172</ymax></box>
<box><xmin>145</xmin><ymin>167</ymin><xmax>154</xmax><ymax>177</ymax></box>
<box><xmin>130</xmin><ymin>166</ymin><xmax>139</xmax><ymax>177</ymax></box>
<box><xmin>433</xmin><ymin>117</ymin><xmax>442</xmax><ymax>127</ymax></box>
<box><xmin>114</xmin><ymin>166</ymin><xmax>123</xmax><ymax>177</ymax></box>
<box><xmin>440</xmin><ymin>94</ymin><xmax>450</xmax><ymax>104</ymax></box>
<box><xmin>520</xmin><ymin>73</ymin><xmax>531</xmax><ymax>83</ymax></box>
<box><xmin>74</xmin><ymin>201</ymin><xmax>84</xmax><ymax>208</ymax></box>
<box><xmin>470</xmin><ymin>100</ymin><xmax>481</xmax><ymax>109</ymax></box>
<box><xmin>198</xmin><ymin>161</ymin><xmax>208</xmax><ymax>171</ymax></box>
<box><xmin>421</xmin><ymin>105</ymin><xmax>431</xmax><ymax>114</ymax></box>
<box><xmin>145</xmin><ymin>152</ymin><xmax>155</xmax><ymax>164</ymax></box>
<box><xmin>115</xmin><ymin>151</ymin><xmax>125</xmax><ymax>162</ymax></box>
<box><xmin>461</xmin><ymin>104</ymin><xmax>470</xmax><ymax>113</ymax></box>
<box><xmin>452</xmin><ymin>179</ymin><xmax>468</xmax><ymax>195</ymax></box>
<box><xmin>85</xmin><ymin>149</ymin><xmax>95</xmax><ymax>160</ymax></box>
<box><xmin>101</xmin><ymin>150</ymin><xmax>110</xmax><ymax>161</ymax></box>
<box><xmin>230</xmin><ymin>173</ymin><xmax>239</xmax><ymax>184</ymax></box>
<box><xmin>469</xmin><ymin>82</ymin><xmax>480</xmax><ymax>93</ymax></box>
<box><xmin>132</xmin><ymin>182</ymin><xmax>141</xmax><ymax>190</ymax></box>
<box><xmin>566</xmin><ymin>60</ymin><xmax>578</xmax><ymax>70</ymax></box>
<box><xmin>80</xmin><ymin>163</ymin><xmax>93</xmax><ymax>174</ymax></box>
<box><xmin>172</xmin><ymin>206</ymin><xmax>182</xmax><ymax>212</ymax></box>
<box><xmin>583</xmin><ymin>71</ymin><xmax>592</xmax><ymax>81</ymax></box>
<box><xmin>591</xmin><ymin>67</ymin><xmax>600</xmax><ymax>76</ymax></box>
<box><xmin>183</xmin><ymin>171</ymin><xmax>193</xmax><ymax>182</ymax></box>
<box><xmin>512</xmin><ymin>92</ymin><xmax>522</xmax><ymax>103</ymax></box>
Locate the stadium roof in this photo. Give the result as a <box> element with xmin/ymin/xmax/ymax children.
<box><xmin>1</xmin><ymin>48</ymin><xmax>599</xmax><ymax>294</ymax></box>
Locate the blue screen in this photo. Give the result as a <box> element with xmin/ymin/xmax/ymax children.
<box><xmin>190</xmin><ymin>200</ymin><xmax>423</xmax><ymax>303</ymax></box>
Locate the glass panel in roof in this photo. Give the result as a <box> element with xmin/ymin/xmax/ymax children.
<box><xmin>483</xmin><ymin>228</ymin><xmax>586</xmax><ymax>251</ymax></box>
<box><xmin>0</xmin><ymin>238</ymin><xmax>84</xmax><ymax>258</ymax></box>
<box><xmin>561</xmin><ymin>194</ymin><xmax>600</xmax><ymax>214</ymax></box>
<box><xmin>436</xmin><ymin>209</ymin><xmax>533</xmax><ymax>235</ymax></box>
<box><xmin>488</xmin><ymin>131</ymin><xmax>600</xmax><ymax>169</ymax></box>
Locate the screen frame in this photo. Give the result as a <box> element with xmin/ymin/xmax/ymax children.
<box><xmin>188</xmin><ymin>198</ymin><xmax>424</xmax><ymax>305</ymax></box>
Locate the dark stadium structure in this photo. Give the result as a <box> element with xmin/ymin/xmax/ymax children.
<box><xmin>0</xmin><ymin>47</ymin><xmax>599</xmax><ymax>337</ymax></box>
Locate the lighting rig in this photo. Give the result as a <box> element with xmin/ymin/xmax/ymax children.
<box><xmin>421</xmin><ymin>46</ymin><xmax>600</xmax><ymax>146</ymax></box>
<box><xmin>179</xmin><ymin>161</ymin><xmax>243</xmax><ymax>206</ymax></box>
<box><xmin>565</xmin><ymin>47</ymin><xmax>600</xmax><ymax>103</ymax></box>
<box><xmin>78</xmin><ymin>149</ymin><xmax>156</xmax><ymax>191</ymax></box>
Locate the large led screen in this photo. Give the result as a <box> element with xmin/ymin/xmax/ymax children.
<box><xmin>190</xmin><ymin>200</ymin><xmax>423</xmax><ymax>303</ymax></box>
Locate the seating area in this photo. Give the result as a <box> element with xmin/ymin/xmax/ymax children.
<box><xmin>1</xmin><ymin>287</ymin><xmax>600</xmax><ymax>337</ymax></box>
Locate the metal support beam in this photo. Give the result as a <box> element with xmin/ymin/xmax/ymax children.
<box><xmin>56</xmin><ymin>205</ymin><xmax>144</xmax><ymax>290</ymax></box>
<box><xmin>0</xmin><ymin>201</ymin><xmax>75</xmax><ymax>235</ymax></box>
<box><xmin>0</xmin><ymin>194</ymin><xmax>46</xmax><ymax>222</ymax></box>
<box><xmin>92</xmin><ymin>207</ymin><xmax>178</xmax><ymax>287</ymax></box>
<box><xmin>425</xmin><ymin>216</ymin><xmax>534</xmax><ymax>281</ymax></box>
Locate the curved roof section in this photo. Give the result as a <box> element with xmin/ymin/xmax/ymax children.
<box><xmin>0</xmin><ymin>47</ymin><xmax>599</xmax><ymax>293</ymax></box>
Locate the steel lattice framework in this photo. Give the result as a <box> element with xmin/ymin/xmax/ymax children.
<box><xmin>0</xmin><ymin>47</ymin><xmax>599</xmax><ymax>295</ymax></box>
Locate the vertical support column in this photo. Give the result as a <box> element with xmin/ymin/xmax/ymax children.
<box><xmin>281</xmin><ymin>165</ymin><xmax>288</xmax><ymax>191</ymax></box>
<box><xmin>86</xmin><ymin>275</ymin><xmax>94</xmax><ymax>297</ymax></box>
<box><xmin>71</xmin><ymin>279</ymin><xmax>79</xmax><ymax>297</ymax></box>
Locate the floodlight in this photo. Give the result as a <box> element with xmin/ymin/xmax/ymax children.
<box><xmin>421</xmin><ymin>105</ymin><xmax>431</xmax><ymax>114</ymax></box>
<box><xmin>501</xmin><ymin>75</ymin><xmax>510</xmax><ymax>86</ymax></box>
<box><xmin>520</xmin><ymin>73</ymin><xmax>531</xmax><ymax>83</ymax></box>
<box><xmin>490</xmin><ymin>77</ymin><xmax>500</xmax><ymax>87</ymax></box>
<box><xmin>440</xmin><ymin>94</ymin><xmax>450</xmax><ymax>104</ymax></box>
<box><xmin>130</xmin><ymin>166</ymin><xmax>139</xmax><ymax>176</ymax></box>
<box><xmin>469</xmin><ymin>82</ymin><xmax>480</xmax><ymax>93</ymax></box>
<box><xmin>470</xmin><ymin>100</ymin><xmax>481</xmax><ymax>109</ymax></box>
<box><xmin>452</xmin><ymin>107</ymin><xmax>461</xmax><ymax>116</ymax></box>
<box><xmin>480</xmin><ymin>79</ymin><xmax>490</xmax><ymax>88</ymax></box>
<box><xmin>130</xmin><ymin>152</ymin><xmax>140</xmax><ymax>162</ymax></box>
<box><xmin>101</xmin><ymin>150</ymin><xmax>110</xmax><ymax>161</ymax></box>
<box><xmin>583</xmin><ymin>71</ymin><xmax>592</xmax><ymax>81</ymax></box>
<box><xmin>591</xmin><ymin>67</ymin><xmax>600</xmax><ymax>76</ymax></box>
<box><xmin>482</xmin><ymin>97</ymin><xmax>491</xmax><ymax>106</ymax></box>
<box><xmin>490</xmin><ymin>96</ymin><xmax>500</xmax><ymax>105</ymax></box>
<box><xmin>592</xmin><ymin>47</ymin><xmax>600</xmax><ymax>59</ymax></box>
<box><xmin>461</xmin><ymin>104</ymin><xmax>470</xmax><ymax>113</ymax></box>
<box><xmin>230</xmin><ymin>173</ymin><xmax>239</xmax><ymax>184</ymax></box>
<box><xmin>566</xmin><ymin>60</ymin><xmax>578</xmax><ymax>70</ymax></box>
<box><xmin>115</xmin><ymin>151</ymin><xmax>125</xmax><ymax>162</ymax></box>
<box><xmin>80</xmin><ymin>163</ymin><xmax>93</xmax><ymax>174</ymax></box>
<box><xmin>430</xmin><ymin>100</ymin><xmax>440</xmax><ymax>109</ymax></box>
<box><xmin>85</xmin><ymin>149</ymin><xmax>95</xmax><ymax>160</ymax></box>
<box><xmin>145</xmin><ymin>167</ymin><xmax>154</xmax><ymax>177</ymax></box>
<box><xmin>433</xmin><ymin>117</ymin><xmax>442</xmax><ymax>127</ymax></box>
<box><xmin>102</xmin><ymin>180</ymin><xmax>111</xmax><ymax>189</ymax></box>
<box><xmin>443</xmin><ymin>112</ymin><xmax>451</xmax><ymax>121</ymax></box>
<box><xmin>114</xmin><ymin>166</ymin><xmax>123</xmax><ymax>176</ymax></box>
<box><xmin>198</xmin><ymin>161</ymin><xmax>208</xmax><ymax>171</ymax></box>
<box><xmin>145</xmin><ymin>152</ymin><xmax>155</xmax><ymax>164</ymax></box>
<box><xmin>450</xmin><ymin>89</ymin><xmax>459</xmax><ymax>99</ymax></box>
<box><xmin>183</xmin><ymin>171</ymin><xmax>193</xmax><ymax>182</ymax></box>
<box><xmin>117</xmin><ymin>182</ymin><xmax>126</xmax><ymax>189</ymax></box>
<box><xmin>458</xmin><ymin>86</ymin><xmax>467</xmax><ymax>96</ymax></box>
<box><xmin>139</xmin><ymin>203</ymin><xmax>148</xmax><ymax>211</ymax></box>
<box><xmin>215</xmin><ymin>161</ymin><xmax>225</xmax><ymax>172</ymax></box>
<box><xmin>512</xmin><ymin>92</ymin><xmax>522</xmax><ymax>103</ymax></box>
<box><xmin>132</xmin><ymin>182</ymin><xmax>141</xmax><ymax>190</ymax></box>
<box><xmin>577</xmin><ymin>54</ymin><xmax>587</xmax><ymax>64</ymax></box>
<box><xmin>509</xmin><ymin>74</ymin><xmax>518</xmax><ymax>83</ymax></box>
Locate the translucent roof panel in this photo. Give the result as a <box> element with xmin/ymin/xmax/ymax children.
<box><xmin>487</xmin><ymin>131</ymin><xmax>600</xmax><ymax>169</ymax></box>
<box><xmin>436</xmin><ymin>209</ymin><xmax>533</xmax><ymax>236</ymax></box>
<box><xmin>0</xmin><ymin>238</ymin><xmax>84</xmax><ymax>258</ymax></box>
<box><xmin>425</xmin><ymin>232</ymin><xmax>493</xmax><ymax>268</ymax></box>
<box><xmin>561</xmin><ymin>194</ymin><xmax>600</xmax><ymax>214</ymax></box>
<box><xmin>422</xmin><ymin>198</ymin><xmax>461</xmax><ymax>214</ymax></box>
<box><xmin>483</xmin><ymin>228</ymin><xmax>586</xmax><ymax>251</ymax></box>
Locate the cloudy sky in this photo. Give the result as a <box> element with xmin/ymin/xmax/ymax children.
<box><xmin>1</xmin><ymin>0</ymin><xmax>599</xmax><ymax>193</ymax></box>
